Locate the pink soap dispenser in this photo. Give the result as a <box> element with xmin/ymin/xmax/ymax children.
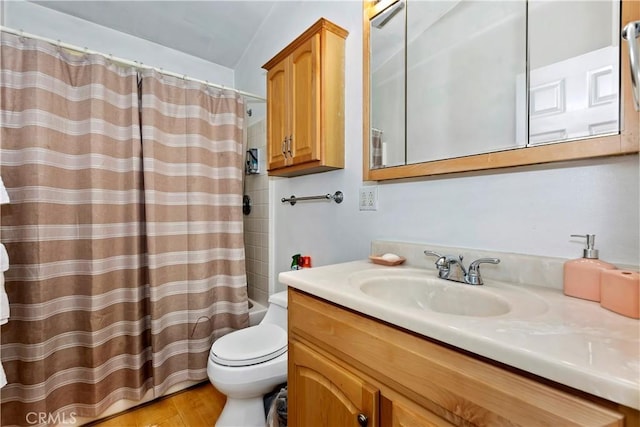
<box><xmin>563</xmin><ymin>234</ymin><xmax>616</xmax><ymax>302</ymax></box>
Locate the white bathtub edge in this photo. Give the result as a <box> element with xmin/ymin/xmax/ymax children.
<box><xmin>248</xmin><ymin>298</ymin><xmax>267</xmax><ymax>326</ymax></box>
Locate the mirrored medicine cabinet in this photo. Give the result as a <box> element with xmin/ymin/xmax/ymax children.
<box><xmin>363</xmin><ymin>0</ymin><xmax>639</xmax><ymax>181</ymax></box>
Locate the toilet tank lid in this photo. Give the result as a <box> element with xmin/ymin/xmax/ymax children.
<box><xmin>268</xmin><ymin>291</ymin><xmax>288</xmax><ymax>308</ymax></box>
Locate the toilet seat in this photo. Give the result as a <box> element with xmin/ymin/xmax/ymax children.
<box><xmin>210</xmin><ymin>324</ymin><xmax>287</xmax><ymax>367</ymax></box>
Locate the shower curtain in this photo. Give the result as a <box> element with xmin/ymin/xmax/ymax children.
<box><xmin>0</xmin><ymin>32</ymin><xmax>248</xmax><ymax>426</ymax></box>
<box><xmin>139</xmin><ymin>70</ymin><xmax>249</xmax><ymax>393</ymax></box>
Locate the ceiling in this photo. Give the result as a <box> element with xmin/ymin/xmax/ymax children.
<box><xmin>31</xmin><ymin>1</ymin><xmax>277</xmax><ymax>69</ymax></box>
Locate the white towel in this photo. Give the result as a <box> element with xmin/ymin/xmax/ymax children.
<box><xmin>0</xmin><ymin>273</ymin><xmax>8</xmax><ymax>326</ymax></box>
<box><xmin>0</xmin><ymin>176</ymin><xmax>9</xmax><ymax>205</ymax></box>
<box><xmin>0</xmin><ymin>243</ymin><xmax>9</xmax><ymax>324</ymax></box>
<box><xmin>0</xmin><ymin>244</ymin><xmax>8</xmax><ymax>272</ymax></box>
<box><xmin>0</xmin><ymin>288</ymin><xmax>5</xmax><ymax>385</ymax></box>
<box><xmin>0</xmin><ymin>243</ymin><xmax>9</xmax><ymax>388</ymax></box>
<box><xmin>0</xmin><ymin>360</ymin><xmax>6</xmax><ymax>389</ymax></box>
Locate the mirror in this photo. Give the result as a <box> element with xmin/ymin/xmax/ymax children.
<box><xmin>364</xmin><ymin>0</ymin><xmax>637</xmax><ymax>180</ymax></box>
<box><xmin>526</xmin><ymin>0</ymin><xmax>620</xmax><ymax>145</ymax></box>
<box><xmin>370</xmin><ymin>0</ymin><xmax>406</xmax><ymax>169</ymax></box>
<box><xmin>406</xmin><ymin>1</ymin><xmax>527</xmax><ymax>163</ymax></box>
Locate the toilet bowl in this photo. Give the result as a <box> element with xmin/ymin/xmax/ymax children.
<box><xmin>207</xmin><ymin>291</ymin><xmax>288</xmax><ymax>427</ymax></box>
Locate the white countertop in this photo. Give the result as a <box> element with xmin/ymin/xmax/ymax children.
<box><xmin>279</xmin><ymin>260</ymin><xmax>640</xmax><ymax>410</ymax></box>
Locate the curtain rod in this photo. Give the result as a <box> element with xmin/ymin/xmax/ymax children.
<box><xmin>0</xmin><ymin>26</ymin><xmax>267</xmax><ymax>102</ymax></box>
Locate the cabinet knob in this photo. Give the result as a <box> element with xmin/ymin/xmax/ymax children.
<box><xmin>357</xmin><ymin>413</ymin><xmax>368</xmax><ymax>427</ymax></box>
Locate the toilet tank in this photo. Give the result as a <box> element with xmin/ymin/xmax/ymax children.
<box><xmin>260</xmin><ymin>291</ymin><xmax>288</xmax><ymax>330</ymax></box>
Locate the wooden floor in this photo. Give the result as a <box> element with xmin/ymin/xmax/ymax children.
<box><xmin>89</xmin><ymin>382</ymin><xmax>226</xmax><ymax>427</ymax></box>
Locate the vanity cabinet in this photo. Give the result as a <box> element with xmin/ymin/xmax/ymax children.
<box><xmin>263</xmin><ymin>18</ymin><xmax>348</xmax><ymax>177</ymax></box>
<box><xmin>289</xmin><ymin>340</ymin><xmax>379</xmax><ymax>426</ymax></box>
<box><xmin>288</xmin><ymin>288</ymin><xmax>638</xmax><ymax>427</ymax></box>
<box><xmin>382</xmin><ymin>395</ymin><xmax>455</xmax><ymax>427</ymax></box>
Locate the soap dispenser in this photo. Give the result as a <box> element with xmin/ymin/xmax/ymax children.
<box><xmin>563</xmin><ymin>234</ymin><xmax>616</xmax><ymax>302</ymax></box>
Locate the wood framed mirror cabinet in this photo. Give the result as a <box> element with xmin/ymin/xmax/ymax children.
<box><xmin>363</xmin><ymin>0</ymin><xmax>639</xmax><ymax>181</ymax></box>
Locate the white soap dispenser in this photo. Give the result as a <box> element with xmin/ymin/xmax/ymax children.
<box><xmin>563</xmin><ymin>234</ymin><xmax>616</xmax><ymax>302</ymax></box>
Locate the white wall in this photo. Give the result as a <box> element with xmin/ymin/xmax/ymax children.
<box><xmin>234</xmin><ymin>1</ymin><xmax>372</xmax><ymax>293</ymax></box>
<box><xmin>234</xmin><ymin>0</ymin><xmax>640</xmax><ymax>288</ymax></box>
<box><xmin>3</xmin><ymin>0</ymin><xmax>235</xmax><ymax>86</ymax></box>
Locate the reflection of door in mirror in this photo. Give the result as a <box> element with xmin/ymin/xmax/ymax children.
<box><xmin>524</xmin><ymin>0</ymin><xmax>620</xmax><ymax>145</ymax></box>
<box><xmin>406</xmin><ymin>1</ymin><xmax>527</xmax><ymax>164</ymax></box>
<box><xmin>370</xmin><ymin>0</ymin><xmax>406</xmax><ymax>169</ymax></box>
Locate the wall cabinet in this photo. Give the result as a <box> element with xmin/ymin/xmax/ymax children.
<box><xmin>288</xmin><ymin>289</ymin><xmax>639</xmax><ymax>426</ymax></box>
<box><xmin>363</xmin><ymin>0</ymin><xmax>639</xmax><ymax>180</ymax></box>
<box><xmin>263</xmin><ymin>18</ymin><xmax>348</xmax><ymax>177</ymax></box>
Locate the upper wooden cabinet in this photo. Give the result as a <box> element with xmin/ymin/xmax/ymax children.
<box><xmin>263</xmin><ymin>18</ymin><xmax>348</xmax><ymax>177</ymax></box>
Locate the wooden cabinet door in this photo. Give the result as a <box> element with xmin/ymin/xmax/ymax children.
<box><xmin>266</xmin><ymin>59</ymin><xmax>288</xmax><ymax>170</ymax></box>
<box><xmin>382</xmin><ymin>396</ymin><xmax>455</xmax><ymax>427</ymax></box>
<box><xmin>289</xmin><ymin>340</ymin><xmax>379</xmax><ymax>427</ymax></box>
<box><xmin>289</xmin><ymin>34</ymin><xmax>320</xmax><ymax>166</ymax></box>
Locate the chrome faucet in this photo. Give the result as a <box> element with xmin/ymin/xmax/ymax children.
<box><xmin>424</xmin><ymin>250</ymin><xmax>500</xmax><ymax>285</ymax></box>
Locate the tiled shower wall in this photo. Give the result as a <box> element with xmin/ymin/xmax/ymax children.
<box><xmin>244</xmin><ymin>120</ymin><xmax>269</xmax><ymax>306</ymax></box>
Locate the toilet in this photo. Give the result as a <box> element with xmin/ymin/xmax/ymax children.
<box><xmin>207</xmin><ymin>291</ymin><xmax>288</xmax><ymax>427</ymax></box>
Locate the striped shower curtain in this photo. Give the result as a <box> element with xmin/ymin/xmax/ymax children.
<box><xmin>0</xmin><ymin>32</ymin><xmax>248</xmax><ymax>426</ymax></box>
<box><xmin>139</xmin><ymin>70</ymin><xmax>249</xmax><ymax>394</ymax></box>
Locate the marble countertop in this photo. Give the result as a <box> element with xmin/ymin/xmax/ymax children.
<box><xmin>279</xmin><ymin>260</ymin><xmax>640</xmax><ymax>410</ymax></box>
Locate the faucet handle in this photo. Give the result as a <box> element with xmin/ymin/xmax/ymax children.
<box><xmin>424</xmin><ymin>250</ymin><xmax>448</xmax><ymax>268</ymax></box>
<box><xmin>469</xmin><ymin>258</ymin><xmax>500</xmax><ymax>269</ymax></box>
<box><xmin>467</xmin><ymin>258</ymin><xmax>500</xmax><ymax>285</ymax></box>
<box><xmin>423</xmin><ymin>250</ymin><xmax>443</xmax><ymax>259</ymax></box>
<box><xmin>424</xmin><ymin>250</ymin><xmax>449</xmax><ymax>278</ymax></box>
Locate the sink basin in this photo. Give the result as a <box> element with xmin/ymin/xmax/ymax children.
<box><xmin>360</xmin><ymin>276</ymin><xmax>510</xmax><ymax>317</ymax></box>
<box><xmin>350</xmin><ymin>269</ymin><xmax>548</xmax><ymax>318</ymax></box>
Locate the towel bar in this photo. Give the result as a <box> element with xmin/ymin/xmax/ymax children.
<box><xmin>281</xmin><ymin>191</ymin><xmax>343</xmax><ymax>206</ymax></box>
